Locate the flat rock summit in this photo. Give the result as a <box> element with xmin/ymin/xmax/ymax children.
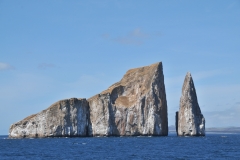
<box><xmin>9</xmin><ymin>62</ymin><xmax>168</xmax><ymax>138</ymax></box>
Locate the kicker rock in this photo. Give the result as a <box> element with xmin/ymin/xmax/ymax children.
<box><xmin>9</xmin><ymin>62</ymin><xmax>168</xmax><ymax>138</ymax></box>
<box><xmin>9</xmin><ymin>98</ymin><xmax>89</xmax><ymax>138</ymax></box>
<box><xmin>176</xmin><ymin>72</ymin><xmax>205</xmax><ymax>136</ymax></box>
<box><xmin>88</xmin><ymin>62</ymin><xmax>168</xmax><ymax>136</ymax></box>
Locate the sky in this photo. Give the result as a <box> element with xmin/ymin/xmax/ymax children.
<box><xmin>0</xmin><ymin>0</ymin><xmax>240</xmax><ymax>135</ymax></box>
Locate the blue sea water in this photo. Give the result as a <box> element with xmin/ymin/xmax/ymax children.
<box><xmin>0</xmin><ymin>133</ymin><xmax>240</xmax><ymax>160</ymax></box>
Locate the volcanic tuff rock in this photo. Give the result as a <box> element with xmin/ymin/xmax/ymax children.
<box><xmin>9</xmin><ymin>98</ymin><xmax>89</xmax><ymax>138</ymax></box>
<box><xmin>176</xmin><ymin>72</ymin><xmax>205</xmax><ymax>136</ymax></box>
<box><xmin>9</xmin><ymin>62</ymin><xmax>168</xmax><ymax>138</ymax></box>
<box><xmin>88</xmin><ymin>62</ymin><xmax>168</xmax><ymax>136</ymax></box>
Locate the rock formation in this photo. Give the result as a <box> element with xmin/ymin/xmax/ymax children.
<box><xmin>176</xmin><ymin>72</ymin><xmax>205</xmax><ymax>136</ymax></box>
<box><xmin>9</xmin><ymin>98</ymin><xmax>89</xmax><ymax>138</ymax></box>
<box><xmin>88</xmin><ymin>62</ymin><xmax>168</xmax><ymax>136</ymax></box>
<box><xmin>9</xmin><ymin>62</ymin><xmax>168</xmax><ymax>138</ymax></box>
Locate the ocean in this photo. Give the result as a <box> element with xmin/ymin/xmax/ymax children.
<box><xmin>0</xmin><ymin>133</ymin><xmax>240</xmax><ymax>159</ymax></box>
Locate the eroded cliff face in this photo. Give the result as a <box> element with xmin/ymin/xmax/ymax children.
<box><xmin>88</xmin><ymin>62</ymin><xmax>168</xmax><ymax>136</ymax></box>
<box><xmin>177</xmin><ymin>72</ymin><xmax>205</xmax><ymax>136</ymax></box>
<box><xmin>9</xmin><ymin>98</ymin><xmax>89</xmax><ymax>138</ymax></box>
<box><xmin>9</xmin><ymin>62</ymin><xmax>168</xmax><ymax>138</ymax></box>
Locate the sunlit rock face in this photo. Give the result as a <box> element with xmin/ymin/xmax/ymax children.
<box><xmin>88</xmin><ymin>62</ymin><xmax>168</xmax><ymax>136</ymax></box>
<box><xmin>9</xmin><ymin>62</ymin><xmax>168</xmax><ymax>138</ymax></box>
<box><xmin>176</xmin><ymin>72</ymin><xmax>205</xmax><ymax>136</ymax></box>
<box><xmin>9</xmin><ymin>98</ymin><xmax>89</xmax><ymax>138</ymax></box>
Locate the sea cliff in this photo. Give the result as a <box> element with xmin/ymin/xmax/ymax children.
<box><xmin>9</xmin><ymin>62</ymin><xmax>168</xmax><ymax>138</ymax></box>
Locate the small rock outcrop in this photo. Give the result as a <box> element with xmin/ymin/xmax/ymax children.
<box><xmin>88</xmin><ymin>62</ymin><xmax>168</xmax><ymax>136</ymax></box>
<box><xmin>9</xmin><ymin>62</ymin><xmax>168</xmax><ymax>138</ymax></box>
<box><xmin>176</xmin><ymin>72</ymin><xmax>205</xmax><ymax>136</ymax></box>
<box><xmin>9</xmin><ymin>98</ymin><xmax>89</xmax><ymax>138</ymax></box>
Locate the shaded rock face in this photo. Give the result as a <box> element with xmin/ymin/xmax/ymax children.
<box><xmin>176</xmin><ymin>72</ymin><xmax>205</xmax><ymax>136</ymax></box>
<box><xmin>88</xmin><ymin>62</ymin><xmax>168</xmax><ymax>136</ymax></box>
<box><xmin>9</xmin><ymin>98</ymin><xmax>89</xmax><ymax>138</ymax></box>
<box><xmin>9</xmin><ymin>62</ymin><xmax>168</xmax><ymax>138</ymax></box>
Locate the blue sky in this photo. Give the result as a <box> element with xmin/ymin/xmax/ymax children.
<box><xmin>0</xmin><ymin>1</ymin><xmax>240</xmax><ymax>135</ymax></box>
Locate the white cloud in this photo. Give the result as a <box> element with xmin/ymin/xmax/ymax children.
<box><xmin>130</xmin><ymin>28</ymin><xmax>149</xmax><ymax>38</ymax></box>
<box><xmin>101</xmin><ymin>33</ymin><xmax>110</xmax><ymax>39</ymax></box>
<box><xmin>38</xmin><ymin>63</ymin><xmax>55</xmax><ymax>69</ymax></box>
<box><xmin>104</xmin><ymin>28</ymin><xmax>161</xmax><ymax>45</ymax></box>
<box><xmin>114</xmin><ymin>37</ymin><xmax>143</xmax><ymax>45</ymax></box>
<box><xmin>114</xmin><ymin>28</ymin><xmax>148</xmax><ymax>45</ymax></box>
<box><xmin>0</xmin><ymin>62</ymin><xmax>14</xmax><ymax>71</ymax></box>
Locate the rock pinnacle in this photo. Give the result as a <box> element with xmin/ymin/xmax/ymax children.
<box><xmin>176</xmin><ymin>72</ymin><xmax>205</xmax><ymax>136</ymax></box>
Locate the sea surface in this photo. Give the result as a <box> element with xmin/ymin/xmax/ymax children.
<box><xmin>0</xmin><ymin>133</ymin><xmax>240</xmax><ymax>159</ymax></box>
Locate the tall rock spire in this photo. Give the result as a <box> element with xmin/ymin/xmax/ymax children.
<box><xmin>176</xmin><ymin>72</ymin><xmax>205</xmax><ymax>136</ymax></box>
